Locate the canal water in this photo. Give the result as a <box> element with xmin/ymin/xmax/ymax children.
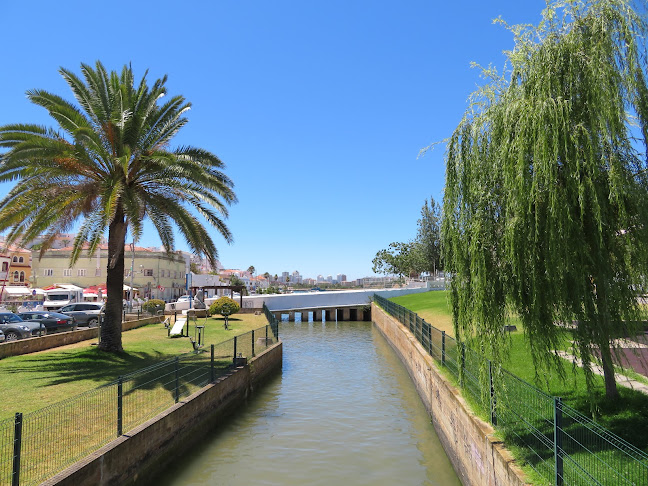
<box><xmin>155</xmin><ymin>321</ymin><xmax>460</xmax><ymax>485</ymax></box>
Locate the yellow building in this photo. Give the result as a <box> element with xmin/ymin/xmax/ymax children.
<box><xmin>0</xmin><ymin>245</ymin><xmax>32</xmax><ymax>287</ymax></box>
<box><xmin>31</xmin><ymin>245</ymin><xmax>189</xmax><ymax>301</ymax></box>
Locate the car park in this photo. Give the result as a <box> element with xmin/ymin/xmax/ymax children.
<box><xmin>59</xmin><ymin>303</ymin><xmax>104</xmax><ymax>327</ymax></box>
<box><xmin>17</xmin><ymin>311</ymin><xmax>77</xmax><ymax>333</ymax></box>
<box><xmin>0</xmin><ymin>313</ymin><xmax>47</xmax><ymax>340</ymax></box>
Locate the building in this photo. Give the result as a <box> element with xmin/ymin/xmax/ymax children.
<box><xmin>0</xmin><ymin>245</ymin><xmax>32</xmax><ymax>287</ymax></box>
<box><xmin>31</xmin><ymin>245</ymin><xmax>187</xmax><ymax>301</ymax></box>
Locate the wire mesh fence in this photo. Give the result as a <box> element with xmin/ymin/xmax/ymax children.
<box><xmin>0</xmin><ymin>323</ymin><xmax>278</xmax><ymax>486</ymax></box>
<box><xmin>373</xmin><ymin>293</ymin><xmax>648</xmax><ymax>486</ymax></box>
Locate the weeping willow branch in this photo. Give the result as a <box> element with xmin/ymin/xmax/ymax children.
<box><xmin>442</xmin><ymin>0</ymin><xmax>648</xmax><ymax>400</ymax></box>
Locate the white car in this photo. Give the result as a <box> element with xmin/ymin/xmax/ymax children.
<box><xmin>176</xmin><ymin>295</ymin><xmax>191</xmax><ymax>303</ymax></box>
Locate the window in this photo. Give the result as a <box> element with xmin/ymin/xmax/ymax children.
<box><xmin>19</xmin><ymin>272</ymin><xmax>24</xmax><ymax>283</ymax></box>
<box><xmin>44</xmin><ymin>269</ymin><xmax>54</xmax><ymax>277</ymax></box>
<box><xmin>144</xmin><ymin>269</ymin><xmax>153</xmax><ymax>277</ymax></box>
<box><xmin>1</xmin><ymin>262</ymin><xmax>7</xmax><ymax>272</ymax></box>
<box><xmin>18</xmin><ymin>257</ymin><xmax>24</xmax><ymax>263</ymax></box>
<box><xmin>95</xmin><ymin>268</ymin><xmax>101</xmax><ymax>277</ymax></box>
<box><xmin>12</xmin><ymin>257</ymin><xmax>17</xmax><ymax>263</ymax></box>
<box><xmin>77</xmin><ymin>269</ymin><xmax>86</xmax><ymax>277</ymax></box>
<box><xmin>63</xmin><ymin>269</ymin><xmax>72</xmax><ymax>277</ymax></box>
<box><xmin>13</xmin><ymin>271</ymin><xmax>19</xmax><ymax>281</ymax></box>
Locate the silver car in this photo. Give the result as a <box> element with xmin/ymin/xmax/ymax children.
<box><xmin>0</xmin><ymin>313</ymin><xmax>47</xmax><ymax>340</ymax></box>
<box><xmin>59</xmin><ymin>303</ymin><xmax>104</xmax><ymax>327</ymax></box>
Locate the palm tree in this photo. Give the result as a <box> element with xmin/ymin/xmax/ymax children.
<box><xmin>0</xmin><ymin>61</ymin><xmax>237</xmax><ymax>352</ymax></box>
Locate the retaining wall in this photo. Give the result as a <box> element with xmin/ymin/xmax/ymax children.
<box><xmin>372</xmin><ymin>303</ymin><xmax>528</xmax><ymax>486</ymax></box>
<box><xmin>42</xmin><ymin>341</ymin><xmax>283</xmax><ymax>486</ymax></box>
<box><xmin>0</xmin><ymin>316</ymin><xmax>160</xmax><ymax>358</ymax></box>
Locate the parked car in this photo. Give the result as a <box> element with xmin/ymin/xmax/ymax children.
<box><xmin>17</xmin><ymin>311</ymin><xmax>77</xmax><ymax>333</ymax></box>
<box><xmin>0</xmin><ymin>313</ymin><xmax>47</xmax><ymax>340</ymax></box>
<box><xmin>0</xmin><ymin>329</ymin><xmax>5</xmax><ymax>343</ymax></box>
<box><xmin>59</xmin><ymin>303</ymin><xmax>104</xmax><ymax>327</ymax></box>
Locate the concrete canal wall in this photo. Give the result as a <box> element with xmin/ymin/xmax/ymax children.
<box><xmin>372</xmin><ymin>303</ymin><xmax>528</xmax><ymax>486</ymax></box>
<box><xmin>42</xmin><ymin>341</ymin><xmax>283</xmax><ymax>486</ymax></box>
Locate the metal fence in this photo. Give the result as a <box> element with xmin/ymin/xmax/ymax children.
<box><xmin>0</xmin><ymin>323</ymin><xmax>278</xmax><ymax>486</ymax></box>
<box><xmin>373</xmin><ymin>294</ymin><xmax>648</xmax><ymax>486</ymax></box>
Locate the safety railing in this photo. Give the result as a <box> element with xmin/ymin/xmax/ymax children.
<box><xmin>0</xmin><ymin>323</ymin><xmax>278</xmax><ymax>486</ymax></box>
<box><xmin>373</xmin><ymin>293</ymin><xmax>648</xmax><ymax>486</ymax></box>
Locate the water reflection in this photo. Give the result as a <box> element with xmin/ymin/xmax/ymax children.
<box><xmin>153</xmin><ymin>322</ymin><xmax>459</xmax><ymax>486</ymax></box>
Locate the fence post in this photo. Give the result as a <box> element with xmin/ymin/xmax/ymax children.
<box><xmin>489</xmin><ymin>361</ymin><xmax>497</xmax><ymax>426</ymax></box>
<box><xmin>554</xmin><ymin>397</ymin><xmax>564</xmax><ymax>486</ymax></box>
<box><xmin>252</xmin><ymin>330</ymin><xmax>255</xmax><ymax>357</ymax></box>
<box><xmin>233</xmin><ymin>336</ymin><xmax>238</xmax><ymax>364</ymax></box>
<box><xmin>117</xmin><ymin>376</ymin><xmax>123</xmax><ymax>436</ymax></box>
<box><xmin>210</xmin><ymin>344</ymin><xmax>215</xmax><ymax>383</ymax></box>
<box><xmin>442</xmin><ymin>331</ymin><xmax>446</xmax><ymax>365</ymax></box>
<box><xmin>460</xmin><ymin>343</ymin><xmax>466</xmax><ymax>387</ymax></box>
<box><xmin>266</xmin><ymin>325</ymin><xmax>269</xmax><ymax>343</ymax></box>
<box><xmin>427</xmin><ymin>324</ymin><xmax>432</xmax><ymax>356</ymax></box>
<box><xmin>12</xmin><ymin>412</ymin><xmax>22</xmax><ymax>486</ymax></box>
<box><xmin>174</xmin><ymin>357</ymin><xmax>180</xmax><ymax>403</ymax></box>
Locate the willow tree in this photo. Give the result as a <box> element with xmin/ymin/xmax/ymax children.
<box><xmin>442</xmin><ymin>0</ymin><xmax>648</xmax><ymax>399</ymax></box>
<box><xmin>0</xmin><ymin>62</ymin><xmax>237</xmax><ymax>353</ymax></box>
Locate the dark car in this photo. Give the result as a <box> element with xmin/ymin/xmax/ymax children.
<box><xmin>59</xmin><ymin>303</ymin><xmax>104</xmax><ymax>327</ymax></box>
<box><xmin>17</xmin><ymin>311</ymin><xmax>77</xmax><ymax>333</ymax></box>
<box><xmin>0</xmin><ymin>313</ymin><xmax>47</xmax><ymax>340</ymax></box>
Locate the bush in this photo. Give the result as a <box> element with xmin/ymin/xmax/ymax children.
<box><xmin>142</xmin><ymin>299</ymin><xmax>165</xmax><ymax>315</ymax></box>
<box><xmin>209</xmin><ymin>297</ymin><xmax>240</xmax><ymax>329</ymax></box>
<box><xmin>209</xmin><ymin>296</ymin><xmax>240</xmax><ymax>317</ymax></box>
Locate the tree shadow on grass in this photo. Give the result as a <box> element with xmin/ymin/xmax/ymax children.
<box><xmin>2</xmin><ymin>348</ymin><xmax>187</xmax><ymax>387</ymax></box>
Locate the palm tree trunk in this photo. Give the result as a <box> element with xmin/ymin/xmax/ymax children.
<box><xmin>99</xmin><ymin>207</ymin><xmax>125</xmax><ymax>352</ymax></box>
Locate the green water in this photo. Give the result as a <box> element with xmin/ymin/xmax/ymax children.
<box><xmin>153</xmin><ymin>321</ymin><xmax>460</xmax><ymax>485</ymax></box>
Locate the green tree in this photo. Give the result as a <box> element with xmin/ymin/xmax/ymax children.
<box><xmin>247</xmin><ymin>265</ymin><xmax>255</xmax><ymax>276</ymax></box>
<box><xmin>442</xmin><ymin>0</ymin><xmax>648</xmax><ymax>399</ymax></box>
<box><xmin>209</xmin><ymin>296</ymin><xmax>240</xmax><ymax>329</ymax></box>
<box><xmin>416</xmin><ymin>196</ymin><xmax>442</xmax><ymax>276</ymax></box>
<box><xmin>190</xmin><ymin>262</ymin><xmax>200</xmax><ymax>274</ymax></box>
<box><xmin>0</xmin><ymin>61</ymin><xmax>236</xmax><ymax>353</ymax></box>
<box><xmin>372</xmin><ymin>241</ymin><xmax>424</xmax><ymax>278</ymax></box>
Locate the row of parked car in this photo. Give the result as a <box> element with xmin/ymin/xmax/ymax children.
<box><xmin>0</xmin><ymin>302</ymin><xmax>104</xmax><ymax>341</ymax></box>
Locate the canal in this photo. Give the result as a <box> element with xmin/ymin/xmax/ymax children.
<box><xmin>154</xmin><ymin>321</ymin><xmax>460</xmax><ymax>485</ymax></box>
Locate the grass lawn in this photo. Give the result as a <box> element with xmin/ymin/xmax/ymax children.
<box><xmin>389</xmin><ymin>291</ymin><xmax>648</xmax><ymax>453</ymax></box>
<box><xmin>0</xmin><ymin>312</ymin><xmax>270</xmax><ymax>421</ymax></box>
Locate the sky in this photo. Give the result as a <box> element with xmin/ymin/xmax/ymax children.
<box><xmin>0</xmin><ymin>0</ymin><xmax>549</xmax><ymax>281</ymax></box>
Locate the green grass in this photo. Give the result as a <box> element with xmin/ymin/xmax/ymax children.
<box><xmin>0</xmin><ymin>313</ymin><xmax>270</xmax><ymax>421</ymax></box>
<box><xmin>388</xmin><ymin>291</ymin><xmax>648</xmax><ymax>452</ymax></box>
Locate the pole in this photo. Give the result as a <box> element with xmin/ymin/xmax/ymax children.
<box><xmin>174</xmin><ymin>357</ymin><xmax>180</xmax><ymax>403</ymax></box>
<box><xmin>117</xmin><ymin>376</ymin><xmax>123</xmax><ymax>436</ymax></box>
<box><xmin>554</xmin><ymin>397</ymin><xmax>564</xmax><ymax>486</ymax></box>
<box><xmin>210</xmin><ymin>344</ymin><xmax>215</xmax><ymax>383</ymax></box>
<box><xmin>12</xmin><ymin>412</ymin><xmax>22</xmax><ymax>486</ymax></box>
<box><xmin>129</xmin><ymin>242</ymin><xmax>135</xmax><ymax>312</ymax></box>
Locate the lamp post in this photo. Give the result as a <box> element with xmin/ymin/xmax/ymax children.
<box><xmin>129</xmin><ymin>243</ymin><xmax>135</xmax><ymax>311</ymax></box>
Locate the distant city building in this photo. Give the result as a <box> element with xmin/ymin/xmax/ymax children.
<box><xmin>336</xmin><ymin>274</ymin><xmax>347</xmax><ymax>283</ymax></box>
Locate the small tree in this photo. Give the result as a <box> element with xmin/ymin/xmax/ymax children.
<box><xmin>209</xmin><ymin>296</ymin><xmax>240</xmax><ymax>329</ymax></box>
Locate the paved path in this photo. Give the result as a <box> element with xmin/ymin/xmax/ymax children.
<box><xmin>556</xmin><ymin>350</ymin><xmax>648</xmax><ymax>395</ymax></box>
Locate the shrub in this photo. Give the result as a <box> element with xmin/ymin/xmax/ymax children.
<box><xmin>209</xmin><ymin>297</ymin><xmax>240</xmax><ymax>329</ymax></box>
<box><xmin>142</xmin><ymin>299</ymin><xmax>165</xmax><ymax>315</ymax></box>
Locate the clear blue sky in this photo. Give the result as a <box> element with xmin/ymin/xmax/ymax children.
<box><xmin>0</xmin><ymin>0</ymin><xmax>547</xmax><ymax>281</ymax></box>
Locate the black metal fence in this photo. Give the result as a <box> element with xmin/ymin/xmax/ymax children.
<box><xmin>374</xmin><ymin>294</ymin><xmax>648</xmax><ymax>486</ymax></box>
<box><xmin>0</xmin><ymin>323</ymin><xmax>278</xmax><ymax>486</ymax></box>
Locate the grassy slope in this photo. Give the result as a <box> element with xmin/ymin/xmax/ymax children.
<box><xmin>0</xmin><ymin>313</ymin><xmax>269</xmax><ymax>421</ymax></box>
<box><xmin>389</xmin><ymin>291</ymin><xmax>648</xmax><ymax>451</ymax></box>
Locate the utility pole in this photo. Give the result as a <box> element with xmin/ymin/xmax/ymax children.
<box><xmin>129</xmin><ymin>242</ymin><xmax>135</xmax><ymax>311</ymax></box>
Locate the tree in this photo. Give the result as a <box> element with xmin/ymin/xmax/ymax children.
<box><xmin>442</xmin><ymin>0</ymin><xmax>648</xmax><ymax>399</ymax></box>
<box><xmin>209</xmin><ymin>296</ymin><xmax>240</xmax><ymax>329</ymax></box>
<box><xmin>247</xmin><ymin>265</ymin><xmax>255</xmax><ymax>276</ymax></box>
<box><xmin>190</xmin><ymin>262</ymin><xmax>200</xmax><ymax>274</ymax></box>
<box><xmin>0</xmin><ymin>61</ymin><xmax>236</xmax><ymax>353</ymax></box>
<box><xmin>372</xmin><ymin>241</ymin><xmax>424</xmax><ymax>278</ymax></box>
<box><xmin>417</xmin><ymin>196</ymin><xmax>442</xmax><ymax>276</ymax></box>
